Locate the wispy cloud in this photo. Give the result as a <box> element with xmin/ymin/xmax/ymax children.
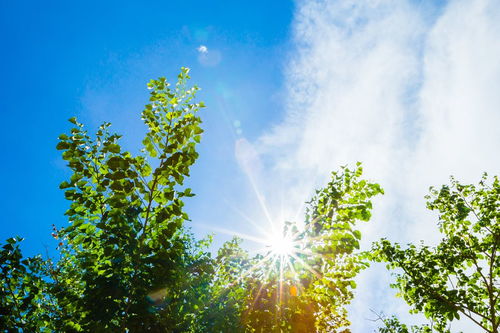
<box><xmin>197</xmin><ymin>44</ymin><xmax>222</xmax><ymax>67</ymax></box>
<box><xmin>236</xmin><ymin>0</ymin><xmax>500</xmax><ymax>330</ymax></box>
<box><xmin>197</xmin><ymin>45</ymin><xmax>208</xmax><ymax>54</ymax></box>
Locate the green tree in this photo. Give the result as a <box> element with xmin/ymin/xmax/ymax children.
<box><xmin>0</xmin><ymin>68</ymin><xmax>227</xmax><ymax>332</ymax></box>
<box><xmin>0</xmin><ymin>237</ymin><xmax>52</xmax><ymax>331</ymax></box>
<box><xmin>51</xmin><ymin>67</ymin><xmax>216</xmax><ymax>332</ymax></box>
<box><xmin>373</xmin><ymin>174</ymin><xmax>500</xmax><ymax>333</ymax></box>
<box><xmin>197</xmin><ymin>237</ymin><xmax>251</xmax><ymax>331</ymax></box>
<box><xmin>240</xmin><ymin>164</ymin><xmax>384</xmax><ymax>332</ymax></box>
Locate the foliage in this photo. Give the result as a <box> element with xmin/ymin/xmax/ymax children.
<box><xmin>51</xmin><ymin>67</ymin><xmax>214</xmax><ymax>332</ymax></box>
<box><xmin>373</xmin><ymin>174</ymin><xmax>500</xmax><ymax>333</ymax></box>
<box><xmin>0</xmin><ymin>68</ymin><xmax>218</xmax><ymax>332</ymax></box>
<box><xmin>0</xmin><ymin>237</ymin><xmax>52</xmax><ymax>331</ymax></box>
<box><xmin>5</xmin><ymin>66</ymin><xmax>496</xmax><ymax>333</ymax></box>
<box><xmin>379</xmin><ymin>317</ymin><xmax>437</xmax><ymax>333</ymax></box>
<box><xmin>197</xmin><ymin>237</ymin><xmax>251</xmax><ymax>332</ymax></box>
<box><xmin>240</xmin><ymin>164</ymin><xmax>384</xmax><ymax>332</ymax></box>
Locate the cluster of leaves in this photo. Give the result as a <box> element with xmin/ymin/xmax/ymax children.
<box><xmin>239</xmin><ymin>164</ymin><xmax>384</xmax><ymax>332</ymax></box>
<box><xmin>373</xmin><ymin>174</ymin><xmax>499</xmax><ymax>333</ymax></box>
<box><xmin>376</xmin><ymin>314</ymin><xmax>437</xmax><ymax>333</ymax></box>
<box><xmin>198</xmin><ymin>238</ymin><xmax>251</xmax><ymax>332</ymax></box>
<box><xmin>0</xmin><ymin>237</ymin><xmax>50</xmax><ymax>331</ymax></box>
<box><xmin>53</xmin><ymin>67</ymin><xmax>212</xmax><ymax>332</ymax></box>
<box><xmin>0</xmin><ymin>68</ymin><xmax>217</xmax><ymax>332</ymax></box>
<box><xmin>302</xmin><ymin>164</ymin><xmax>384</xmax><ymax>331</ymax></box>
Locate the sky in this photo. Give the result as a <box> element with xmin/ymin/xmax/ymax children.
<box><xmin>0</xmin><ymin>0</ymin><xmax>294</xmax><ymax>248</ymax></box>
<box><xmin>1</xmin><ymin>0</ymin><xmax>500</xmax><ymax>331</ymax></box>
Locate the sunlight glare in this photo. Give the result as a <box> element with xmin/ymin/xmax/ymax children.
<box><xmin>268</xmin><ymin>231</ymin><xmax>294</xmax><ymax>257</ymax></box>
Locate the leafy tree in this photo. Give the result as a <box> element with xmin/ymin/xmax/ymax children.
<box><xmin>373</xmin><ymin>174</ymin><xmax>500</xmax><ymax>333</ymax></box>
<box><xmin>50</xmin><ymin>67</ymin><xmax>215</xmax><ymax>332</ymax></box>
<box><xmin>197</xmin><ymin>237</ymin><xmax>251</xmax><ymax>332</ymax></box>
<box><xmin>0</xmin><ymin>68</ymin><xmax>222</xmax><ymax>332</ymax></box>
<box><xmin>0</xmin><ymin>237</ymin><xmax>52</xmax><ymax>331</ymax></box>
<box><xmin>239</xmin><ymin>164</ymin><xmax>384</xmax><ymax>332</ymax></box>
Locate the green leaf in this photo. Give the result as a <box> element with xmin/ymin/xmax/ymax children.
<box><xmin>56</xmin><ymin>141</ymin><xmax>70</xmax><ymax>150</ymax></box>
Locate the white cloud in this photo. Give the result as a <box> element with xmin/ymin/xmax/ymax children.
<box><xmin>197</xmin><ymin>44</ymin><xmax>222</xmax><ymax>67</ymax></box>
<box><xmin>197</xmin><ymin>45</ymin><xmax>208</xmax><ymax>54</ymax></box>
<box><xmin>237</xmin><ymin>0</ymin><xmax>500</xmax><ymax>330</ymax></box>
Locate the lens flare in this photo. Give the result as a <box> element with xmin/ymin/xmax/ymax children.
<box><xmin>268</xmin><ymin>232</ymin><xmax>294</xmax><ymax>257</ymax></box>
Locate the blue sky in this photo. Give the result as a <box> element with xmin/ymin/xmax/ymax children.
<box><xmin>0</xmin><ymin>0</ymin><xmax>294</xmax><ymax>255</ymax></box>
<box><xmin>2</xmin><ymin>0</ymin><xmax>500</xmax><ymax>331</ymax></box>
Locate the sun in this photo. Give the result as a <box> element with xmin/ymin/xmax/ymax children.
<box><xmin>268</xmin><ymin>232</ymin><xmax>295</xmax><ymax>257</ymax></box>
<box><xmin>264</xmin><ymin>223</ymin><xmax>304</xmax><ymax>264</ymax></box>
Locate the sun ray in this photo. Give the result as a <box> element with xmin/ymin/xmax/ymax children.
<box><xmin>221</xmin><ymin>251</ymin><xmax>276</xmax><ymax>293</ymax></box>
<box><xmin>223</xmin><ymin>199</ymin><xmax>270</xmax><ymax>237</ymax></box>
<box><xmin>241</xmin><ymin>165</ymin><xmax>276</xmax><ymax>230</ymax></box>
<box><xmin>279</xmin><ymin>255</ymin><xmax>284</xmax><ymax>305</ymax></box>
<box><xmin>249</xmin><ymin>279</ymin><xmax>267</xmax><ymax>310</ymax></box>
<box><xmin>294</xmin><ymin>248</ymin><xmax>325</xmax><ymax>258</ymax></box>
<box><xmin>290</xmin><ymin>253</ymin><xmax>322</xmax><ymax>279</ymax></box>
<box><xmin>204</xmin><ymin>182</ymin><xmax>331</xmax><ymax>325</ymax></box>
<box><xmin>191</xmin><ymin>223</ymin><xmax>270</xmax><ymax>245</ymax></box>
<box><xmin>295</xmin><ymin>248</ymin><xmax>336</xmax><ymax>264</ymax></box>
<box><xmin>288</xmin><ymin>263</ymin><xmax>303</xmax><ymax>290</ymax></box>
<box><xmin>242</xmin><ymin>252</ymin><xmax>274</xmax><ymax>278</ymax></box>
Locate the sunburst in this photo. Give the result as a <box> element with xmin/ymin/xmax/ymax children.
<box><xmin>266</xmin><ymin>226</ymin><xmax>296</xmax><ymax>258</ymax></box>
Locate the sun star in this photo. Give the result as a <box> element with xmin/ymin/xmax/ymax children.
<box><xmin>268</xmin><ymin>232</ymin><xmax>295</xmax><ymax>257</ymax></box>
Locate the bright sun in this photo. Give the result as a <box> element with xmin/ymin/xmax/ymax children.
<box><xmin>268</xmin><ymin>232</ymin><xmax>295</xmax><ymax>257</ymax></box>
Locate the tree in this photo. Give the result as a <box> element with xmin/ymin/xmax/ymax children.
<box><xmin>0</xmin><ymin>237</ymin><xmax>51</xmax><ymax>331</ymax></box>
<box><xmin>197</xmin><ymin>237</ymin><xmax>251</xmax><ymax>332</ymax></box>
<box><xmin>0</xmin><ymin>68</ymin><xmax>221</xmax><ymax>332</ymax></box>
<box><xmin>51</xmin><ymin>67</ymin><xmax>217</xmax><ymax>332</ymax></box>
<box><xmin>239</xmin><ymin>164</ymin><xmax>384</xmax><ymax>332</ymax></box>
<box><xmin>373</xmin><ymin>174</ymin><xmax>500</xmax><ymax>332</ymax></box>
